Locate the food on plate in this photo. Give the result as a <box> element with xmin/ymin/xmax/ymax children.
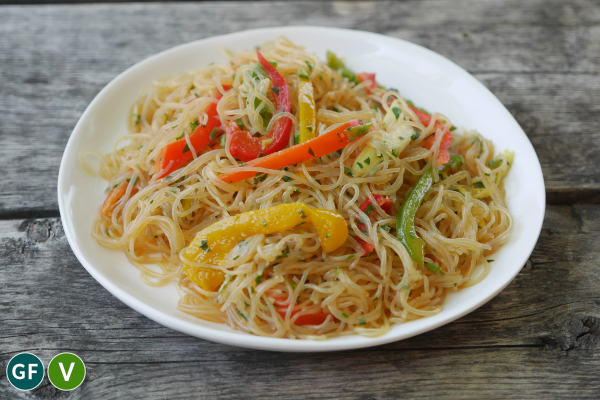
<box><xmin>87</xmin><ymin>37</ymin><xmax>513</xmax><ymax>339</ymax></box>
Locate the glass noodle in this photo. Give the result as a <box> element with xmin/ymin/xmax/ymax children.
<box><xmin>85</xmin><ymin>37</ymin><xmax>513</xmax><ymax>340</ymax></box>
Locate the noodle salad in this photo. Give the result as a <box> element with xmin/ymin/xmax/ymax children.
<box><xmin>83</xmin><ymin>37</ymin><xmax>513</xmax><ymax>340</ymax></box>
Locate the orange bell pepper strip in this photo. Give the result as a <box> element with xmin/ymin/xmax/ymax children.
<box><xmin>226</xmin><ymin>51</ymin><xmax>293</xmax><ymax>162</ymax></box>
<box><xmin>154</xmin><ymin>87</ymin><xmax>229</xmax><ymax>179</ymax></box>
<box><xmin>220</xmin><ymin>119</ymin><xmax>370</xmax><ymax>184</ymax></box>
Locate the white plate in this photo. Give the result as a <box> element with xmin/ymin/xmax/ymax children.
<box><xmin>58</xmin><ymin>26</ymin><xmax>545</xmax><ymax>352</ymax></box>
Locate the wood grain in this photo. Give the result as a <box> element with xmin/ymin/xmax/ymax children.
<box><xmin>1</xmin><ymin>0</ymin><xmax>600</xmax><ymax>216</ymax></box>
<box><xmin>1</xmin><ymin>204</ymin><xmax>600</xmax><ymax>398</ymax></box>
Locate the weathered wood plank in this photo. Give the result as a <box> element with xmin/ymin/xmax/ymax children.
<box><xmin>1</xmin><ymin>204</ymin><xmax>599</xmax><ymax>398</ymax></box>
<box><xmin>0</xmin><ymin>0</ymin><xmax>599</xmax><ymax>216</ymax></box>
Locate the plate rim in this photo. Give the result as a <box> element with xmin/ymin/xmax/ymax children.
<box><xmin>57</xmin><ymin>25</ymin><xmax>546</xmax><ymax>352</ymax></box>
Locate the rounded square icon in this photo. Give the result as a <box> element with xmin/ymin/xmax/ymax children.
<box><xmin>6</xmin><ymin>353</ymin><xmax>44</xmax><ymax>391</ymax></box>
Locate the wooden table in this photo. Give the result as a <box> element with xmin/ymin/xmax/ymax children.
<box><xmin>1</xmin><ymin>1</ymin><xmax>599</xmax><ymax>398</ymax></box>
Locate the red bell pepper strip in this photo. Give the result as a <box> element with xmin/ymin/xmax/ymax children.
<box><xmin>409</xmin><ymin>105</ymin><xmax>453</xmax><ymax>166</ymax></box>
<box><xmin>267</xmin><ymin>290</ymin><xmax>331</xmax><ymax>325</ymax></box>
<box><xmin>101</xmin><ymin>181</ymin><xmax>138</xmax><ymax>217</ymax></box>
<box><xmin>356</xmin><ymin>72</ymin><xmax>377</xmax><ymax>94</ymax></box>
<box><xmin>154</xmin><ymin>87</ymin><xmax>229</xmax><ymax>179</ymax></box>
<box><xmin>422</xmin><ymin>130</ymin><xmax>453</xmax><ymax>166</ymax></box>
<box><xmin>356</xmin><ymin>195</ymin><xmax>393</xmax><ymax>255</ymax></box>
<box><xmin>220</xmin><ymin>119</ymin><xmax>369</xmax><ymax>184</ymax></box>
<box><xmin>226</xmin><ymin>51</ymin><xmax>293</xmax><ymax>162</ymax></box>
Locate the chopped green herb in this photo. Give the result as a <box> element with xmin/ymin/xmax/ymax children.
<box><xmin>358</xmin><ymin>317</ymin><xmax>366</xmax><ymax>325</ymax></box>
<box><xmin>487</xmin><ymin>259</ymin><xmax>495</xmax><ymax>263</ymax></box>
<box><xmin>344</xmin><ymin>167</ymin><xmax>354</xmax><ymax>176</ymax></box>
<box><xmin>189</xmin><ymin>119</ymin><xmax>199</xmax><ymax>131</ymax></box>
<box><xmin>454</xmin><ymin>282</ymin><xmax>458</xmax><ymax>287</ymax></box>
<box><xmin>357</xmin><ymin>162</ymin><xmax>363</xmax><ymax>169</ymax></box>
<box><xmin>295</xmin><ymin>222</ymin><xmax>306</xmax><ymax>227</ymax></box>
<box><xmin>209</xmin><ymin>128</ymin><xmax>219</xmax><ymax>140</ymax></box>
<box><xmin>255</xmin><ymin>274</ymin><xmax>264</xmax><ymax>285</ymax></box>
<box><xmin>332</xmin><ymin>106</ymin><xmax>339</xmax><ymax>112</ymax></box>
<box><xmin>233</xmin><ymin>255</ymin><xmax>240</xmax><ymax>260</ymax></box>
<box><xmin>298</xmin><ymin>209</ymin><xmax>307</xmax><ymax>219</ymax></box>
<box><xmin>220</xmin><ymin>133</ymin><xmax>227</xmax><ymax>148</ymax></box>
<box><xmin>473</xmin><ymin>181</ymin><xmax>485</xmax><ymax>189</ymax></box>
<box><xmin>307</xmin><ymin>126</ymin><xmax>313</xmax><ymax>132</ymax></box>
<box><xmin>269</xmin><ymin>61</ymin><xmax>278</xmax><ymax>68</ymax></box>
<box><xmin>326</xmin><ymin>233</ymin><xmax>331</xmax><ymax>238</ymax></box>
<box><xmin>392</xmin><ymin>107</ymin><xmax>401</xmax><ymax>119</ymax></box>
<box><xmin>488</xmin><ymin>159</ymin><xmax>503</xmax><ymax>168</ymax></box>
<box><xmin>364</xmin><ymin>157</ymin><xmax>371</xmax><ymax>165</ymax></box>
<box><xmin>283</xmin><ymin>176</ymin><xmax>292</xmax><ymax>182</ymax></box>
<box><xmin>236</xmin><ymin>309</ymin><xmax>248</xmax><ymax>321</ymax></box>
<box><xmin>341</xmin><ymin>312</ymin><xmax>349</xmax><ymax>318</ymax></box>
<box><xmin>199</xmin><ymin>239</ymin><xmax>211</xmax><ymax>253</ymax></box>
<box><xmin>253</xmin><ymin>173</ymin><xmax>268</xmax><ymax>184</ymax></box>
<box><xmin>237</xmin><ymin>119</ymin><xmax>244</xmax><ymax>129</ymax></box>
<box><xmin>150</xmin><ymin>200</ymin><xmax>154</xmax><ymax>204</ymax></box>
<box><xmin>272</xmin><ymin>87</ymin><xmax>280</xmax><ymax>95</ymax></box>
<box><xmin>346</xmin><ymin>255</ymin><xmax>355</xmax><ymax>260</ymax></box>
<box><xmin>276</xmin><ymin>245</ymin><xmax>290</xmax><ymax>259</ymax></box>
<box><xmin>305</xmin><ymin>60</ymin><xmax>313</xmax><ymax>72</ymax></box>
<box><xmin>298</xmin><ymin>69</ymin><xmax>310</xmax><ymax>80</ymax></box>
<box><xmin>308</xmin><ymin>147</ymin><xmax>316</xmax><ymax>157</ymax></box>
<box><xmin>411</xmin><ymin>130</ymin><xmax>420</xmax><ymax>140</ymax></box>
<box><xmin>372</xmin><ymin>296</ymin><xmax>378</xmax><ymax>301</ymax></box>
<box><xmin>262</xmin><ymin>221</ymin><xmax>267</xmax><ymax>227</ymax></box>
<box><xmin>426</xmin><ymin>262</ymin><xmax>445</xmax><ymax>275</ymax></box>
<box><xmin>294</xmin><ymin>131</ymin><xmax>300</xmax><ymax>145</ymax></box>
<box><xmin>183</xmin><ymin>143</ymin><xmax>190</xmax><ymax>154</ymax></box>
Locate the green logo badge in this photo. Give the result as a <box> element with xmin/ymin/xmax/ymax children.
<box><xmin>6</xmin><ymin>352</ymin><xmax>44</xmax><ymax>391</ymax></box>
<box><xmin>47</xmin><ymin>353</ymin><xmax>86</xmax><ymax>391</ymax></box>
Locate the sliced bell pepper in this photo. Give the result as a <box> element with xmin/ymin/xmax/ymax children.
<box><xmin>101</xmin><ymin>181</ymin><xmax>138</xmax><ymax>217</ymax></box>
<box><xmin>356</xmin><ymin>72</ymin><xmax>377</xmax><ymax>94</ymax></box>
<box><xmin>226</xmin><ymin>51</ymin><xmax>292</xmax><ymax>162</ymax></box>
<box><xmin>408</xmin><ymin>104</ymin><xmax>453</xmax><ymax>166</ymax></box>
<box><xmin>220</xmin><ymin>119</ymin><xmax>370</xmax><ymax>184</ymax></box>
<box><xmin>183</xmin><ymin>203</ymin><xmax>348</xmax><ymax>292</ymax></box>
<box><xmin>422</xmin><ymin>130</ymin><xmax>453</xmax><ymax>166</ymax></box>
<box><xmin>396</xmin><ymin>168</ymin><xmax>433</xmax><ymax>267</ymax></box>
<box><xmin>154</xmin><ymin>87</ymin><xmax>229</xmax><ymax>179</ymax></box>
<box><xmin>355</xmin><ymin>195</ymin><xmax>393</xmax><ymax>255</ymax></box>
<box><xmin>267</xmin><ymin>290</ymin><xmax>332</xmax><ymax>325</ymax></box>
<box><xmin>298</xmin><ymin>72</ymin><xmax>316</xmax><ymax>143</ymax></box>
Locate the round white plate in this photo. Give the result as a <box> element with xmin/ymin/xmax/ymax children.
<box><xmin>58</xmin><ymin>26</ymin><xmax>545</xmax><ymax>352</ymax></box>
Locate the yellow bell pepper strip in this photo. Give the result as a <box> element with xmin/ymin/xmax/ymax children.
<box><xmin>396</xmin><ymin>168</ymin><xmax>433</xmax><ymax>267</ymax></box>
<box><xmin>220</xmin><ymin>119</ymin><xmax>370</xmax><ymax>184</ymax></box>
<box><xmin>183</xmin><ymin>203</ymin><xmax>348</xmax><ymax>291</ymax></box>
<box><xmin>298</xmin><ymin>70</ymin><xmax>316</xmax><ymax>143</ymax></box>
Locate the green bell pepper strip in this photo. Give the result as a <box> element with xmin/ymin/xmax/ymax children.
<box><xmin>396</xmin><ymin>168</ymin><xmax>433</xmax><ymax>267</ymax></box>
